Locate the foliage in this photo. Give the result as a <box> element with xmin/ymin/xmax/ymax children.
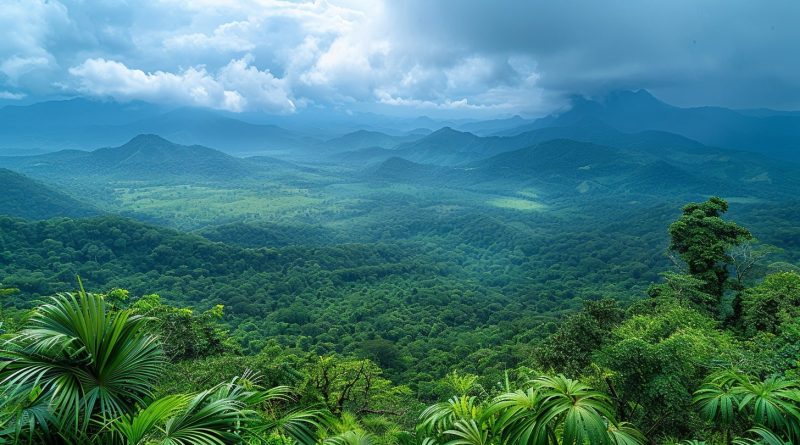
<box><xmin>1</xmin><ymin>180</ymin><xmax>800</xmax><ymax>445</ymax></box>
<box><xmin>0</xmin><ymin>289</ymin><xmax>325</xmax><ymax>444</ymax></box>
<box><xmin>668</xmin><ymin>197</ymin><xmax>752</xmax><ymax>307</ymax></box>
<box><xmin>535</xmin><ymin>298</ymin><xmax>625</xmax><ymax>376</ymax></box>
<box><xmin>131</xmin><ymin>293</ymin><xmax>237</xmax><ymax>361</ymax></box>
<box><xmin>412</xmin><ymin>374</ymin><xmax>645</xmax><ymax>445</ymax></box>
<box><xmin>596</xmin><ymin>304</ymin><xmax>741</xmax><ymax>438</ymax></box>
<box><xmin>738</xmin><ymin>272</ymin><xmax>800</xmax><ymax>336</ymax></box>
<box><xmin>694</xmin><ymin>370</ymin><xmax>800</xmax><ymax>444</ymax></box>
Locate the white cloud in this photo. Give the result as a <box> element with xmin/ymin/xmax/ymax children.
<box><xmin>0</xmin><ymin>0</ymin><xmax>551</xmax><ymax>115</ymax></box>
<box><xmin>0</xmin><ymin>90</ymin><xmax>26</xmax><ymax>100</ymax></box>
<box><xmin>7</xmin><ymin>0</ymin><xmax>798</xmax><ymax>114</ymax></box>
<box><xmin>69</xmin><ymin>56</ymin><xmax>294</xmax><ymax>113</ymax></box>
<box><xmin>0</xmin><ymin>0</ymin><xmax>69</xmax><ymax>89</ymax></box>
<box><xmin>0</xmin><ymin>56</ymin><xmax>52</xmax><ymax>84</ymax></box>
<box><xmin>374</xmin><ymin>90</ymin><xmax>507</xmax><ymax>111</ymax></box>
<box><xmin>164</xmin><ymin>20</ymin><xmax>257</xmax><ymax>53</ymax></box>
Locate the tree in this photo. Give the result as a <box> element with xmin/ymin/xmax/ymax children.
<box><xmin>536</xmin><ymin>299</ymin><xmax>625</xmax><ymax>376</ymax></box>
<box><xmin>361</xmin><ymin>338</ymin><xmax>404</xmax><ymax>371</ymax></box>
<box><xmin>0</xmin><ymin>288</ymin><xmax>325</xmax><ymax>444</ymax></box>
<box><xmin>645</xmin><ymin>272</ymin><xmax>717</xmax><ymax>314</ymax></box>
<box><xmin>693</xmin><ymin>370</ymin><xmax>800</xmax><ymax>444</ymax></box>
<box><xmin>596</xmin><ymin>304</ymin><xmax>741</xmax><ymax>438</ymax></box>
<box><xmin>728</xmin><ymin>240</ymin><xmax>780</xmax><ymax>290</ymax></box>
<box><xmin>668</xmin><ymin>197</ymin><xmax>751</xmax><ymax>311</ymax></box>
<box><xmin>412</xmin><ymin>375</ymin><xmax>645</xmax><ymax>445</ymax></box>
<box><xmin>739</xmin><ymin>272</ymin><xmax>800</xmax><ymax>336</ymax></box>
<box><xmin>131</xmin><ymin>293</ymin><xmax>235</xmax><ymax>361</ymax></box>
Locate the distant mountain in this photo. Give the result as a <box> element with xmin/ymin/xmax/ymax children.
<box><xmin>390</xmin><ymin>124</ymin><xmax>635</xmax><ymax>166</ymax></box>
<box><xmin>0</xmin><ymin>134</ymin><xmax>257</xmax><ymax>180</ymax></box>
<box><xmin>6</xmin><ymin>93</ymin><xmax>800</xmax><ymax>163</ymax></box>
<box><xmin>499</xmin><ymin>120</ymin><xmax>724</xmax><ymax>163</ymax></box>
<box><xmin>393</xmin><ymin>127</ymin><xmax>512</xmax><ymax>165</ymax></box>
<box><xmin>0</xmin><ymin>99</ymin><xmax>318</xmax><ymax>156</ymax></box>
<box><xmin>0</xmin><ymin>168</ymin><xmax>97</xmax><ymax>219</ymax></box>
<box><xmin>360</xmin><ymin>122</ymin><xmax>713</xmax><ymax>167</ymax></box>
<box><xmin>0</xmin><ymin>98</ymin><xmax>165</xmax><ymax>152</ymax></box>
<box><xmin>330</xmin><ymin>147</ymin><xmax>398</xmax><ymax>165</ymax></box>
<box><xmin>477</xmin><ymin>139</ymin><xmax>625</xmax><ymax>178</ymax></box>
<box><xmin>119</xmin><ymin>108</ymin><xmax>317</xmax><ymax>155</ymax></box>
<box><xmin>456</xmin><ymin>115</ymin><xmax>534</xmax><ymax>136</ymax></box>
<box><xmin>324</xmin><ymin>130</ymin><xmax>422</xmax><ymax>151</ymax></box>
<box><xmin>368</xmin><ymin>134</ymin><xmax>800</xmax><ymax>200</ymax></box>
<box><xmin>92</xmin><ymin>134</ymin><xmax>256</xmax><ymax>177</ymax></box>
<box><xmin>368</xmin><ymin>157</ymin><xmax>449</xmax><ymax>182</ymax></box>
<box><xmin>0</xmin><ymin>98</ymin><xmax>162</xmax><ymax>130</ymax></box>
<box><xmin>406</xmin><ymin>128</ymin><xmax>434</xmax><ymax>136</ymax></box>
<box><xmin>497</xmin><ymin>90</ymin><xmax>800</xmax><ymax>161</ymax></box>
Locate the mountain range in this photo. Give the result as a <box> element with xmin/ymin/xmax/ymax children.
<box><xmin>2</xmin><ymin>90</ymin><xmax>798</xmax><ymax>162</ymax></box>
<box><xmin>366</xmin><ymin>133</ymin><xmax>800</xmax><ymax>200</ymax></box>
<box><xmin>0</xmin><ymin>134</ymin><xmax>270</xmax><ymax>180</ymax></box>
<box><xmin>495</xmin><ymin>90</ymin><xmax>800</xmax><ymax>161</ymax></box>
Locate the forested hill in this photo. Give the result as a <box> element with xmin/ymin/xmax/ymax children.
<box><xmin>0</xmin><ymin>134</ymin><xmax>258</xmax><ymax>180</ymax></box>
<box><xmin>495</xmin><ymin>90</ymin><xmax>800</xmax><ymax>161</ymax></box>
<box><xmin>0</xmin><ymin>214</ymin><xmax>518</xmax><ymax>380</ymax></box>
<box><xmin>368</xmin><ymin>136</ymin><xmax>800</xmax><ymax>200</ymax></box>
<box><xmin>2</xmin><ymin>197</ymin><xmax>800</xmax><ymax>444</ymax></box>
<box><xmin>0</xmin><ymin>168</ymin><xmax>97</xmax><ymax>219</ymax></box>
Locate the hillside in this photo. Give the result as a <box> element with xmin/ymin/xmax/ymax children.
<box><xmin>366</xmin><ymin>136</ymin><xmax>800</xmax><ymax>201</ymax></box>
<box><xmin>0</xmin><ymin>135</ymin><xmax>257</xmax><ymax>180</ymax></box>
<box><xmin>368</xmin><ymin>156</ymin><xmax>450</xmax><ymax>182</ymax></box>
<box><xmin>0</xmin><ymin>168</ymin><xmax>97</xmax><ymax>219</ymax></box>
<box><xmin>325</xmin><ymin>130</ymin><xmax>421</xmax><ymax>151</ymax></box>
<box><xmin>0</xmin><ymin>99</ymin><xmax>318</xmax><ymax>156</ymax></box>
<box><xmin>454</xmin><ymin>115</ymin><xmax>534</xmax><ymax>135</ymax></box>
<box><xmin>393</xmin><ymin>127</ymin><xmax>511</xmax><ymax>165</ymax></box>
<box><xmin>498</xmin><ymin>90</ymin><xmax>800</xmax><ymax>161</ymax></box>
<box><xmin>120</xmin><ymin>109</ymin><xmax>316</xmax><ymax>155</ymax></box>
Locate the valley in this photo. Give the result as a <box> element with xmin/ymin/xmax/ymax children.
<box><xmin>2</xmin><ymin>90</ymin><xmax>800</xmax><ymax>444</ymax></box>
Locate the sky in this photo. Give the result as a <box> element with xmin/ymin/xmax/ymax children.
<box><xmin>1</xmin><ymin>0</ymin><xmax>799</xmax><ymax>117</ymax></box>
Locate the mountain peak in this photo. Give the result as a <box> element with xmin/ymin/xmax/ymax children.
<box><xmin>124</xmin><ymin>134</ymin><xmax>174</xmax><ymax>146</ymax></box>
<box><xmin>604</xmin><ymin>89</ymin><xmax>668</xmax><ymax>109</ymax></box>
<box><xmin>429</xmin><ymin>126</ymin><xmax>472</xmax><ymax>137</ymax></box>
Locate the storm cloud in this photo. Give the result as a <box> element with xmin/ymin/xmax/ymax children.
<box><xmin>1</xmin><ymin>0</ymin><xmax>799</xmax><ymax>115</ymax></box>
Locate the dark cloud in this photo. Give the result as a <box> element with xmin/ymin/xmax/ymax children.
<box><xmin>1</xmin><ymin>0</ymin><xmax>799</xmax><ymax>114</ymax></box>
<box><xmin>383</xmin><ymin>0</ymin><xmax>800</xmax><ymax>109</ymax></box>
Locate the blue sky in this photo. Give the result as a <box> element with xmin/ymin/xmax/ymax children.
<box><xmin>2</xmin><ymin>0</ymin><xmax>799</xmax><ymax>117</ymax></box>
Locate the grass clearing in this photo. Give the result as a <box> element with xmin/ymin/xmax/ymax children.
<box><xmin>487</xmin><ymin>197</ymin><xmax>546</xmax><ymax>211</ymax></box>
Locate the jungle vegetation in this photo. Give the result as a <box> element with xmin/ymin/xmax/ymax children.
<box><xmin>2</xmin><ymin>197</ymin><xmax>800</xmax><ymax>444</ymax></box>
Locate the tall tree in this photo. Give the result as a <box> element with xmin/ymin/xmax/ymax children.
<box><xmin>668</xmin><ymin>197</ymin><xmax>751</xmax><ymax>311</ymax></box>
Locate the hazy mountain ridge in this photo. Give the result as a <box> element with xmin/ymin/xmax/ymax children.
<box><xmin>497</xmin><ymin>90</ymin><xmax>800</xmax><ymax>161</ymax></box>
<box><xmin>0</xmin><ymin>134</ymin><xmax>259</xmax><ymax>180</ymax></box>
<box><xmin>368</xmin><ymin>135</ymin><xmax>800</xmax><ymax>200</ymax></box>
<box><xmin>4</xmin><ymin>90</ymin><xmax>799</xmax><ymax>162</ymax></box>
<box><xmin>324</xmin><ymin>130</ymin><xmax>423</xmax><ymax>152</ymax></box>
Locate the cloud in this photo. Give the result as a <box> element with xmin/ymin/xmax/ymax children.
<box><xmin>163</xmin><ymin>21</ymin><xmax>257</xmax><ymax>53</ymax></box>
<box><xmin>2</xmin><ymin>0</ymin><xmax>800</xmax><ymax>114</ymax></box>
<box><xmin>0</xmin><ymin>91</ymin><xmax>26</xmax><ymax>100</ymax></box>
<box><xmin>0</xmin><ymin>56</ymin><xmax>52</xmax><ymax>84</ymax></box>
<box><xmin>378</xmin><ymin>0</ymin><xmax>800</xmax><ymax>109</ymax></box>
<box><xmin>69</xmin><ymin>56</ymin><xmax>294</xmax><ymax>113</ymax></box>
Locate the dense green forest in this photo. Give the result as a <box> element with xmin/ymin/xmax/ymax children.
<box><xmin>3</xmin><ymin>0</ymin><xmax>800</xmax><ymax>441</ymax></box>
<box><xmin>2</xmin><ymin>197</ymin><xmax>800</xmax><ymax>444</ymax></box>
<box><xmin>2</xmin><ymin>95</ymin><xmax>800</xmax><ymax>444</ymax></box>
